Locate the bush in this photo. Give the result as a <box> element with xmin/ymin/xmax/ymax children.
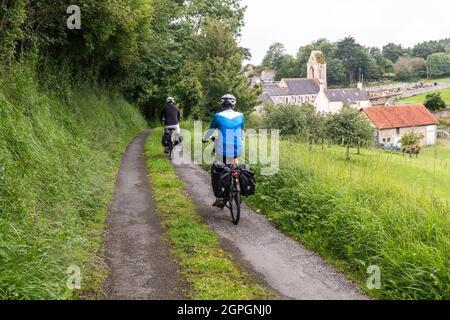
<box><xmin>399</xmin><ymin>132</ymin><xmax>424</xmax><ymax>158</ymax></box>
<box><xmin>262</xmin><ymin>104</ymin><xmax>326</xmax><ymax>143</ymax></box>
<box><xmin>424</xmin><ymin>92</ymin><xmax>446</xmax><ymax>111</ymax></box>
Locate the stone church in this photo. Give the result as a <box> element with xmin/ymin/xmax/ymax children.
<box><xmin>257</xmin><ymin>51</ymin><xmax>371</xmax><ymax>113</ymax></box>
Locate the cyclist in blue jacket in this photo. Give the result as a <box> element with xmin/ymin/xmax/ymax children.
<box><xmin>203</xmin><ymin>94</ymin><xmax>245</xmax><ymax>207</ymax></box>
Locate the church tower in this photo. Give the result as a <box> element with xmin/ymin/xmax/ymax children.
<box><xmin>307</xmin><ymin>51</ymin><xmax>327</xmax><ymax>89</ymax></box>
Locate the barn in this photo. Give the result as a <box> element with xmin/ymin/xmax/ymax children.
<box><xmin>361</xmin><ymin>104</ymin><xmax>438</xmax><ymax>147</ymax></box>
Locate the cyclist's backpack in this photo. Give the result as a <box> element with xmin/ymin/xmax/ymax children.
<box><xmin>239</xmin><ymin>165</ymin><xmax>256</xmax><ymax>196</ymax></box>
<box><xmin>161</xmin><ymin>132</ymin><xmax>171</xmax><ymax>147</ymax></box>
<box><xmin>211</xmin><ymin>163</ymin><xmax>231</xmax><ymax>198</ymax></box>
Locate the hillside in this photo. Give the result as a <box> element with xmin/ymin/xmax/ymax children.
<box><xmin>0</xmin><ymin>65</ymin><xmax>147</xmax><ymax>299</ymax></box>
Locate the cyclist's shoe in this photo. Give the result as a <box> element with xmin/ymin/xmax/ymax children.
<box><xmin>212</xmin><ymin>198</ymin><xmax>225</xmax><ymax>208</ymax></box>
<box><xmin>164</xmin><ymin>147</ymin><xmax>169</xmax><ymax>154</ymax></box>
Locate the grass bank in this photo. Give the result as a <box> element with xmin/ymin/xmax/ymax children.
<box><xmin>0</xmin><ymin>64</ymin><xmax>147</xmax><ymax>299</ymax></box>
<box><xmin>246</xmin><ymin>140</ymin><xmax>450</xmax><ymax>300</ymax></box>
<box><xmin>145</xmin><ymin>128</ymin><xmax>270</xmax><ymax>300</ymax></box>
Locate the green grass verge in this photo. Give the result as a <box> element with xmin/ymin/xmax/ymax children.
<box><xmin>0</xmin><ymin>63</ymin><xmax>147</xmax><ymax>299</ymax></box>
<box><xmin>398</xmin><ymin>87</ymin><xmax>450</xmax><ymax>104</ymax></box>
<box><xmin>145</xmin><ymin>128</ymin><xmax>270</xmax><ymax>300</ymax></box>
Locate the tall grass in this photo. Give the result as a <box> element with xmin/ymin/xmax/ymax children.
<box><xmin>246</xmin><ymin>141</ymin><xmax>450</xmax><ymax>300</ymax></box>
<box><xmin>0</xmin><ymin>64</ymin><xmax>147</xmax><ymax>299</ymax></box>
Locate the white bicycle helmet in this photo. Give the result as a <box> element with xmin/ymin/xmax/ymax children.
<box><xmin>221</xmin><ymin>94</ymin><xmax>237</xmax><ymax>107</ymax></box>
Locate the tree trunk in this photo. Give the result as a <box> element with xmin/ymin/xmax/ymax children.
<box><xmin>346</xmin><ymin>145</ymin><xmax>351</xmax><ymax>160</ymax></box>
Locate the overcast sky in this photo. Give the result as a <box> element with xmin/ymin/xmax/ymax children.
<box><xmin>240</xmin><ymin>0</ymin><xmax>450</xmax><ymax>65</ymax></box>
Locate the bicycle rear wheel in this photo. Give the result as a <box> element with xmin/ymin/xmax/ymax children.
<box><xmin>229</xmin><ymin>190</ymin><xmax>241</xmax><ymax>225</ymax></box>
<box><xmin>168</xmin><ymin>140</ymin><xmax>173</xmax><ymax>159</ymax></box>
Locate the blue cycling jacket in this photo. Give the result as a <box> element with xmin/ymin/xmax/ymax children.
<box><xmin>203</xmin><ymin>109</ymin><xmax>245</xmax><ymax>158</ymax></box>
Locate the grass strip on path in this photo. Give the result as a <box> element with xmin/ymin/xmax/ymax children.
<box><xmin>145</xmin><ymin>128</ymin><xmax>271</xmax><ymax>300</ymax></box>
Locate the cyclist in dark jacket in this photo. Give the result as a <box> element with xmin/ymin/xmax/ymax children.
<box><xmin>161</xmin><ymin>97</ymin><xmax>181</xmax><ymax>153</ymax></box>
<box><xmin>161</xmin><ymin>97</ymin><xmax>181</xmax><ymax>132</ymax></box>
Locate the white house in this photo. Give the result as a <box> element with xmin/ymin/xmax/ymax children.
<box><xmin>314</xmin><ymin>83</ymin><xmax>371</xmax><ymax>113</ymax></box>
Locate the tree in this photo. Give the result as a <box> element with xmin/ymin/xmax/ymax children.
<box><xmin>325</xmin><ymin>106</ymin><xmax>374</xmax><ymax>160</ymax></box>
<box><xmin>176</xmin><ymin>19</ymin><xmax>258</xmax><ymax>120</ymax></box>
<box><xmin>335</xmin><ymin>37</ymin><xmax>370</xmax><ymax>83</ymax></box>
<box><xmin>427</xmin><ymin>53</ymin><xmax>450</xmax><ymax>78</ymax></box>
<box><xmin>274</xmin><ymin>54</ymin><xmax>299</xmax><ymax>80</ymax></box>
<box><xmin>393</xmin><ymin>57</ymin><xmax>426</xmax><ymax>81</ymax></box>
<box><xmin>382</xmin><ymin>43</ymin><xmax>407</xmax><ymax>63</ymax></box>
<box><xmin>327</xmin><ymin>58</ymin><xmax>347</xmax><ymax>86</ymax></box>
<box><xmin>424</xmin><ymin>92</ymin><xmax>446</xmax><ymax>111</ymax></box>
<box><xmin>370</xmin><ymin>47</ymin><xmax>394</xmax><ymax>75</ymax></box>
<box><xmin>412</xmin><ymin>41</ymin><xmax>446</xmax><ymax>59</ymax></box>
<box><xmin>400</xmin><ymin>132</ymin><xmax>424</xmax><ymax>158</ymax></box>
<box><xmin>261</xmin><ymin>43</ymin><xmax>287</xmax><ymax>71</ymax></box>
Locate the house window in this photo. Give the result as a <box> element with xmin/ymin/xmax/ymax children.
<box><xmin>396</xmin><ymin>128</ymin><xmax>400</xmax><ymax>135</ymax></box>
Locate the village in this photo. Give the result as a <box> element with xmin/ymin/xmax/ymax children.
<box><xmin>250</xmin><ymin>50</ymin><xmax>450</xmax><ymax>149</ymax></box>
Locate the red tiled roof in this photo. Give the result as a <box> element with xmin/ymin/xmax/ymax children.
<box><xmin>361</xmin><ymin>104</ymin><xmax>438</xmax><ymax>129</ymax></box>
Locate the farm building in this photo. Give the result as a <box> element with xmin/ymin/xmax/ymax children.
<box><xmin>361</xmin><ymin>104</ymin><xmax>438</xmax><ymax>146</ymax></box>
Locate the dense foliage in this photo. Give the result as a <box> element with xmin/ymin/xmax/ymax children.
<box><xmin>1</xmin><ymin>0</ymin><xmax>254</xmax><ymax>120</ymax></box>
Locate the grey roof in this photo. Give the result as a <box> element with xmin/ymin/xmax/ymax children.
<box><xmin>261</xmin><ymin>78</ymin><xmax>320</xmax><ymax>97</ymax></box>
<box><xmin>258</xmin><ymin>92</ymin><xmax>274</xmax><ymax>104</ymax></box>
<box><xmin>325</xmin><ymin>88</ymin><xmax>369</xmax><ymax>104</ymax></box>
<box><xmin>263</xmin><ymin>86</ymin><xmax>291</xmax><ymax>97</ymax></box>
<box><xmin>283</xmin><ymin>79</ymin><xmax>321</xmax><ymax>95</ymax></box>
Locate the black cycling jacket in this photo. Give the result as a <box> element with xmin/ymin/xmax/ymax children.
<box><xmin>160</xmin><ymin>103</ymin><xmax>181</xmax><ymax>126</ymax></box>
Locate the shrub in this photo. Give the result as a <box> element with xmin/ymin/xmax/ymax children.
<box><xmin>262</xmin><ymin>104</ymin><xmax>326</xmax><ymax>143</ymax></box>
<box><xmin>399</xmin><ymin>131</ymin><xmax>424</xmax><ymax>158</ymax></box>
<box><xmin>424</xmin><ymin>92</ymin><xmax>446</xmax><ymax>111</ymax></box>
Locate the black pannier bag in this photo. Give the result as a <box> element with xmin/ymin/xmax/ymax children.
<box><xmin>211</xmin><ymin>163</ymin><xmax>231</xmax><ymax>198</ymax></box>
<box><xmin>239</xmin><ymin>165</ymin><xmax>256</xmax><ymax>196</ymax></box>
<box><xmin>161</xmin><ymin>131</ymin><xmax>171</xmax><ymax>147</ymax></box>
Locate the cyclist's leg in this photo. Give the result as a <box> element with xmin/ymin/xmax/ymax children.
<box><xmin>212</xmin><ymin>152</ymin><xmax>226</xmax><ymax>208</ymax></box>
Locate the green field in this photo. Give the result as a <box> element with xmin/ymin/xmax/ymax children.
<box><xmin>398</xmin><ymin>87</ymin><xmax>450</xmax><ymax>104</ymax></box>
<box><xmin>425</xmin><ymin>77</ymin><xmax>450</xmax><ymax>83</ymax></box>
<box><xmin>245</xmin><ymin>140</ymin><xmax>450</xmax><ymax>299</ymax></box>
